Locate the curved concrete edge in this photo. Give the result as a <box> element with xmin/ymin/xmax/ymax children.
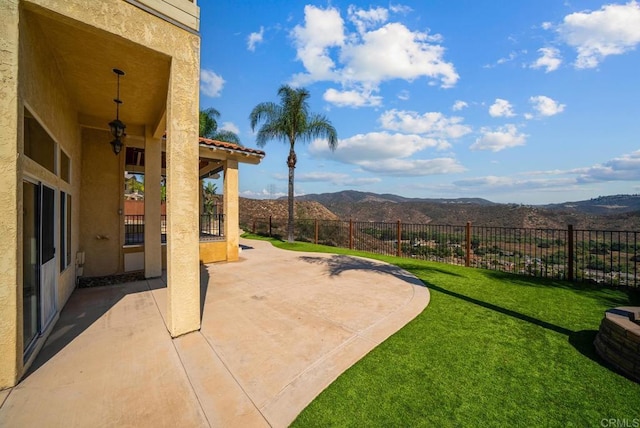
<box><xmin>259</xmin><ymin>257</ymin><xmax>431</xmax><ymax>427</ymax></box>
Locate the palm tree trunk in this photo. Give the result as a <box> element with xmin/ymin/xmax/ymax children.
<box><xmin>287</xmin><ymin>148</ymin><xmax>296</xmax><ymax>243</ymax></box>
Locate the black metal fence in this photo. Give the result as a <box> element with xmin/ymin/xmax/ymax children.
<box><xmin>199</xmin><ymin>214</ymin><xmax>225</xmax><ymax>241</ymax></box>
<box><xmin>244</xmin><ymin>217</ymin><xmax>640</xmax><ymax>288</ymax></box>
<box><xmin>125</xmin><ymin>214</ymin><xmax>224</xmax><ymax>245</ymax></box>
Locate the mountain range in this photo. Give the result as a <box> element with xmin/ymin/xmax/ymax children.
<box><xmin>239</xmin><ymin>191</ymin><xmax>640</xmax><ymax>231</ymax></box>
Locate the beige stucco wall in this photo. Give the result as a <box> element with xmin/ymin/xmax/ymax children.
<box><xmin>144</xmin><ymin>132</ymin><xmax>162</xmax><ymax>278</ymax></box>
<box><xmin>166</xmin><ymin>56</ymin><xmax>201</xmax><ymax>337</ymax></box>
<box><xmin>0</xmin><ymin>2</ymin><xmax>84</xmax><ymax>389</ymax></box>
<box><xmin>28</xmin><ymin>0</ymin><xmax>203</xmax><ymax>338</ymax></box>
<box><xmin>224</xmin><ymin>160</ymin><xmax>240</xmax><ymax>262</ymax></box>
<box><xmin>0</xmin><ymin>0</ymin><xmax>21</xmax><ymax>390</ymax></box>
<box><xmin>0</xmin><ymin>0</ymin><xmax>202</xmax><ymax>388</ymax></box>
<box><xmin>80</xmin><ymin>128</ymin><xmax>122</xmax><ymax>277</ymax></box>
<box><xmin>29</xmin><ymin>0</ymin><xmax>199</xmax><ymax>61</ymax></box>
<box><xmin>199</xmin><ymin>241</ymin><xmax>227</xmax><ymax>264</ymax></box>
<box><xmin>20</xmin><ymin>8</ymin><xmax>82</xmax><ymax>312</ymax></box>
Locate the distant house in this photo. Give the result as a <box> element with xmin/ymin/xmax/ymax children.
<box><xmin>0</xmin><ymin>0</ymin><xmax>263</xmax><ymax>390</ymax></box>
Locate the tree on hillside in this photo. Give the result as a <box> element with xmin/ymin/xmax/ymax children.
<box><xmin>199</xmin><ymin>107</ymin><xmax>241</xmax><ymax>145</ymax></box>
<box><xmin>250</xmin><ymin>85</ymin><xmax>337</xmax><ymax>242</ymax></box>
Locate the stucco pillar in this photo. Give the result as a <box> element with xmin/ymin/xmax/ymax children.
<box><xmin>224</xmin><ymin>160</ymin><xmax>239</xmax><ymax>262</ymax></box>
<box><xmin>144</xmin><ymin>131</ymin><xmax>162</xmax><ymax>278</ymax></box>
<box><xmin>0</xmin><ymin>0</ymin><xmax>21</xmax><ymax>389</ymax></box>
<box><xmin>165</xmin><ymin>57</ymin><xmax>200</xmax><ymax>337</ymax></box>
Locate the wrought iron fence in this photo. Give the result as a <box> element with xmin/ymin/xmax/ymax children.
<box><xmin>124</xmin><ymin>214</ymin><xmax>145</xmax><ymax>245</ymax></box>
<box><xmin>199</xmin><ymin>214</ymin><xmax>225</xmax><ymax>241</ymax></box>
<box><xmin>124</xmin><ymin>214</ymin><xmax>224</xmax><ymax>245</ymax></box>
<box><xmin>243</xmin><ymin>216</ymin><xmax>640</xmax><ymax>288</ymax></box>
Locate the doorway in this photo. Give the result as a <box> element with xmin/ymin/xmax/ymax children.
<box><xmin>23</xmin><ymin>180</ymin><xmax>57</xmax><ymax>356</ymax></box>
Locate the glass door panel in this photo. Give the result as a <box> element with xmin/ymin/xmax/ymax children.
<box><xmin>22</xmin><ymin>181</ymin><xmax>39</xmax><ymax>352</ymax></box>
<box><xmin>40</xmin><ymin>185</ymin><xmax>57</xmax><ymax>328</ymax></box>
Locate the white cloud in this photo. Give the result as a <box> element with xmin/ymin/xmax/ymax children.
<box><xmin>220</xmin><ymin>122</ymin><xmax>240</xmax><ymax>134</ymax></box>
<box><xmin>529</xmin><ymin>95</ymin><xmax>565</xmax><ymax>117</ymax></box>
<box><xmin>247</xmin><ymin>26</ymin><xmax>264</xmax><ymax>51</ymax></box>
<box><xmin>483</xmin><ymin>51</ymin><xmax>523</xmax><ymax>68</ymax></box>
<box><xmin>558</xmin><ymin>1</ymin><xmax>640</xmax><ymax>68</ymax></box>
<box><xmin>471</xmin><ymin>124</ymin><xmax>527</xmax><ymax>152</ymax></box>
<box><xmin>348</xmin><ymin>5</ymin><xmax>388</xmax><ymax>34</ymax></box>
<box><xmin>452</xmin><ymin>100</ymin><xmax>468</xmax><ymax>111</ymax></box>
<box><xmin>200</xmin><ymin>69</ymin><xmax>225</xmax><ymax>97</ymax></box>
<box><xmin>454</xmin><ymin>175</ymin><xmax>575</xmax><ymax>190</ymax></box>
<box><xmin>357</xmin><ymin>158</ymin><xmax>466</xmax><ymax>176</ymax></box>
<box><xmin>290</xmin><ymin>5</ymin><xmax>458</xmax><ymax>104</ymax></box>
<box><xmin>531</xmin><ymin>47</ymin><xmax>562</xmax><ymax>72</ymax></box>
<box><xmin>389</xmin><ymin>4</ymin><xmax>413</xmax><ymax>14</ymax></box>
<box><xmin>240</xmin><ymin>189</ymin><xmax>287</xmax><ymax>199</ymax></box>
<box><xmin>297</xmin><ymin>171</ymin><xmax>381</xmax><ymax>186</ymax></box>
<box><xmin>291</xmin><ymin>5</ymin><xmax>345</xmax><ymax>83</ymax></box>
<box><xmin>310</xmin><ymin>132</ymin><xmax>444</xmax><ymax>161</ymax></box>
<box><xmin>397</xmin><ymin>90</ymin><xmax>410</xmax><ymax>101</ymax></box>
<box><xmin>446</xmin><ymin>149</ymin><xmax>640</xmax><ymax>196</ymax></box>
<box><xmin>339</xmin><ymin>22</ymin><xmax>457</xmax><ymax>87</ymax></box>
<box><xmin>323</xmin><ymin>87</ymin><xmax>382</xmax><ymax>107</ymax></box>
<box><xmin>573</xmin><ymin>150</ymin><xmax>640</xmax><ymax>182</ymax></box>
<box><xmin>541</xmin><ymin>21</ymin><xmax>553</xmax><ymax>30</ymax></box>
<box><xmin>488</xmin><ymin>98</ymin><xmax>515</xmax><ymax>118</ymax></box>
<box><xmin>309</xmin><ymin>132</ymin><xmax>465</xmax><ymax>176</ymax></box>
<box><xmin>379</xmin><ymin>109</ymin><xmax>471</xmax><ymax>139</ymax></box>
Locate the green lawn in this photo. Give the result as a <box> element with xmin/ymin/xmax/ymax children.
<box><xmin>243</xmin><ymin>234</ymin><xmax>640</xmax><ymax>427</ymax></box>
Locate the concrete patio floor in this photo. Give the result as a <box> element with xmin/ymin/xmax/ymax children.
<box><xmin>0</xmin><ymin>238</ymin><xmax>430</xmax><ymax>427</ymax></box>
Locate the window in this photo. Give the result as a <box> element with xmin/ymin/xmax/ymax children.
<box><xmin>24</xmin><ymin>109</ymin><xmax>57</xmax><ymax>175</ymax></box>
<box><xmin>60</xmin><ymin>192</ymin><xmax>72</xmax><ymax>271</ymax></box>
<box><xmin>60</xmin><ymin>150</ymin><xmax>70</xmax><ymax>183</ymax></box>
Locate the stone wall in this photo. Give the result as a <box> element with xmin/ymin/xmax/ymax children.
<box><xmin>594</xmin><ymin>307</ymin><xmax>640</xmax><ymax>382</ymax></box>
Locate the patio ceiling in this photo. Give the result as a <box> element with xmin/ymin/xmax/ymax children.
<box><xmin>25</xmin><ymin>5</ymin><xmax>171</xmax><ymax>135</ymax></box>
<box><xmin>125</xmin><ymin>147</ymin><xmax>223</xmax><ymax>179</ymax></box>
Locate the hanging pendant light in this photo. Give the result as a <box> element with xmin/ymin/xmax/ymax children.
<box><xmin>108</xmin><ymin>68</ymin><xmax>126</xmax><ymax>155</ymax></box>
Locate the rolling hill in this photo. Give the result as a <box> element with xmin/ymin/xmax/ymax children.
<box><xmin>240</xmin><ymin>191</ymin><xmax>640</xmax><ymax>231</ymax></box>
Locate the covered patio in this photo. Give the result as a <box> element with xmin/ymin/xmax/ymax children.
<box><xmin>0</xmin><ymin>238</ymin><xmax>430</xmax><ymax>427</ymax></box>
<box><xmin>122</xmin><ymin>138</ymin><xmax>265</xmax><ymax>269</ymax></box>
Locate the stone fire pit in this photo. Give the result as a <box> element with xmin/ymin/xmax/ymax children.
<box><xmin>594</xmin><ymin>307</ymin><xmax>640</xmax><ymax>382</ymax></box>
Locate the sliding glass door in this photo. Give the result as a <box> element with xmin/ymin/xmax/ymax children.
<box><xmin>22</xmin><ymin>180</ymin><xmax>57</xmax><ymax>355</ymax></box>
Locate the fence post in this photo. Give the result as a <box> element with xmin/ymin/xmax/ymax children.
<box><xmin>315</xmin><ymin>219</ymin><xmax>319</xmax><ymax>244</ymax></box>
<box><xmin>567</xmin><ymin>224</ymin><xmax>574</xmax><ymax>282</ymax></box>
<box><xmin>269</xmin><ymin>216</ymin><xmax>272</xmax><ymax>237</ymax></box>
<box><xmin>397</xmin><ymin>220</ymin><xmax>402</xmax><ymax>257</ymax></box>
<box><xmin>349</xmin><ymin>219</ymin><xmax>353</xmax><ymax>250</ymax></box>
<box><xmin>466</xmin><ymin>221</ymin><xmax>471</xmax><ymax>267</ymax></box>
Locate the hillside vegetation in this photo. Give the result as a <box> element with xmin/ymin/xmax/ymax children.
<box><xmin>239</xmin><ymin>198</ymin><xmax>338</xmax><ymax>223</ymax></box>
<box><xmin>240</xmin><ymin>191</ymin><xmax>640</xmax><ymax>231</ymax></box>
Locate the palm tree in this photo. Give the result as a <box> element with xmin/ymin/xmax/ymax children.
<box><xmin>199</xmin><ymin>107</ymin><xmax>241</xmax><ymax>145</ymax></box>
<box><xmin>202</xmin><ymin>181</ymin><xmax>219</xmax><ymax>215</ymax></box>
<box><xmin>250</xmin><ymin>85</ymin><xmax>337</xmax><ymax>242</ymax></box>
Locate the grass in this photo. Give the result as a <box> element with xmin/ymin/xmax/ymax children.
<box><xmin>242</xmin><ymin>233</ymin><xmax>640</xmax><ymax>427</ymax></box>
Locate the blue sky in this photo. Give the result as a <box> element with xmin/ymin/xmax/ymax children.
<box><xmin>198</xmin><ymin>1</ymin><xmax>640</xmax><ymax>204</ymax></box>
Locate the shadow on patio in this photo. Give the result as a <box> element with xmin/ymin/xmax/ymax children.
<box><xmin>23</xmin><ymin>265</ymin><xmax>210</xmax><ymax>380</ymax></box>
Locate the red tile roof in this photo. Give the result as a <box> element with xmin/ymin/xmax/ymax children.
<box><xmin>199</xmin><ymin>138</ymin><xmax>265</xmax><ymax>157</ymax></box>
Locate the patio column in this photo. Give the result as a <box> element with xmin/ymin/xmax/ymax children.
<box><xmin>165</xmin><ymin>55</ymin><xmax>200</xmax><ymax>337</ymax></box>
<box><xmin>224</xmin><ymin>159</ymin><xmax>239</xmax><ymax>261</ymax></box>
<box><xmin>144</xmin><ymin>130</ymin><xmax>162</xmax><ymax>278</ymax></box>
<box><xmin>0</xmin><ymin>0</ymin><xmax>20</xmax><ymax>389</ymax></box>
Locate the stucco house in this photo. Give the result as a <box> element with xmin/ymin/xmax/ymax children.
<box><xmin>0</xmin><ymin>0</ymin><xmax>263</xmax><ymax>390</ymax></box>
